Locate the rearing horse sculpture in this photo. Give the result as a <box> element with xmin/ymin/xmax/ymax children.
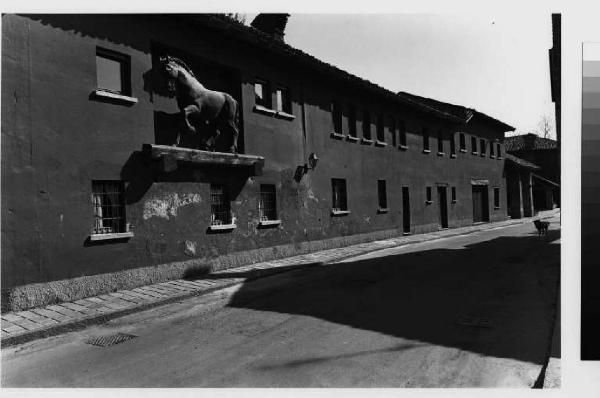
<box><xmin>159</xmin><ymin>55</ymin><xmax>239</xmax><ymax>153</ymax></box>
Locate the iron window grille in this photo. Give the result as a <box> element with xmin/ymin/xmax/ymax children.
<box><xmin>332</xmin><ymin>100</ymin><xmax>343</xmax><ymax>134</ymax></box>
<box><xmin>254</xmin><ymin>79</ymin><xmax>271</xmax><ymax>108</ymax></box>
<box><xmin>275</xmin><ymin>86</ymin><xmax>291</xmax><ymax>114</ymax></box>
<box><xmin>210</xmin><ymin>184</ymin><xmax>232</xmax><ymax>226</ymax></box>
<box><xmin>362</xmin><ymin>111</ymin><xmax>371</xmax><ymax>140</ymax></box>
<box><xmin>92</xmin><ymin>180</ymin><xmax>127</xmax><ymax>235</ymax></box>
<box><xmin>471</xmin><ymin>136</ymin><xmax>478</xmax><ymax>154</ymax></box>
<box><xmin>480</xmin><ymin>139</ymin><xmax>487</xmax><ymax>157</ymax></box>
<box><xmin>378</xmin><ymin>180</ymin><xmax>388</xmax><ymax>210</ymax></box>
<box><xmin>399</xmin><ymin>120</ymin><xmax>407</xmax><ymax>147</ymax></box>
<box><xmin>259</xmin><ymin>184</ymin><xmax>278</xmax><ymax>221</ymax></box>
<box><xmin>96</xmin><ymin>47</ymin><xmax>131</xmax><ymax>96</ymax></box>
<box><xmin>331</xmin><ymin>178</ymin><xmax>348</xmax><ymax>211</ymax></box>
<box><xmin>493</xmin><ymin>187</ymin><xmax>500</xmax><ymax>209</ymax></box>
<box><xmin>348</xmin><ymin>106</ymin><xmax>357</xmax><ymax>137</ymax></box>
<box><xmin>376</xmin><ymin>114</ymin><xmax>385</xmax><ymax>142</ymax></box>
<box><xmin>437</xmin><ymin>131</ymin><xmax>444</xmax><ymax>153</ymax></box>
<box><xmin>459</xmin><ymin>133</ymin><xmax>466</xmax><ymax>151</ymax></box>
<box><xmin>423</xmin><ymin>128</ymin><xmax>430</xmax><ymax>151</ymax></box>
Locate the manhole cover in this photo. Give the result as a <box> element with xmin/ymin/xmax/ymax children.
<box><xmin>85</xmin><ymin>333</ymin><xmax>137</xmax><ymax>347</ymax></box>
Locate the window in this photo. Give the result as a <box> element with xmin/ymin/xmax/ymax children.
<box><xmin>362</xmin><ymin>111</ymin><xmax>371</xmax><ymax>140</ymax></box>
<box><xmin>490</xmin><ymin>141</ymin><xmax>495</xmax><ymax>158</ymax></box>
<box><xmin>493</xmin><ymin>187</ymin><xmax>500</xmax><ymax>209</ymax></box>
<box><xmin>496</xmin><ymin>142</ymin><xmax>502</xmax><ymax>159</ymax></box>
<box><xmin>259</xmin><ymin>184</ymin><xmax>278</xmax><ymax>221</ymax></box>
<box><xmin>96</xmin><ymin>47</ymin><xmax>131</xmax><ymax>96</ymax></box>
<box><xmin>437</xmin><ymin>131</ymin><xmax>444</xmax><ymax>154</ymax></box>
<box><xmin>450</xmin><ymin>133</ymin><xmax>456</xmax><ymax>156</ymax></box>
<box><xmin>210</xmin><ymin>184</ymin><xmax>232</xmax><ymax>226</ymax></box>
<box><xmin>426</xmin><ymin>186</ymin><xmax>433</xmax><ymax>204</ymax></box>
<box><xmin>378</xmin><ymin>180</ymin><xmax>388</xmax><ymax>211</ymax></box>
<box><xmin>471</xmin><ymin>136</ymin><xmax>478</xmax><ymax>154</ymax></box>
<box><xmin>451</xmin><ymin>187</ymin><xmax>457</xmax><ymax>203</ymax></box>
<box><xmin>331</xmin><ymin>178</ymin><xmax>348</xmax><ymax>212</ymax></box>
<box><xmin>254</xmin><ymin>79</ymin><xmax>271</xmax><ymax>108</ymax></box>
<box><xmin>275</xmin><ymin>86</ymin><xmax>291</xmax><ymax>114</ymax></box>
<box><xmin>480</xmin><ymin>139</ymin><xmax>486</xmax><ymax>157</ymax></box>
<box><xmin>376</xmin><ymin>114</ymin><xmax>385</xmax><ymax>142</ymax></box>
<box><xmin>92</xmin><ymin>180</ymin><xmax>127</xmax><ymax>235</ymax></box>
<box><xmin>459</xmin><ymin>133</ymin><xmax>466</xmax><ymax>152</ymax></box>
<box><xmin>332</xmin><ymin>100</ymin><xmax>343</xmax><ymax>134</ymax></box>
<box><xmin>399</xmin><ymin>120</ymin><xmax>407</xmax><ymax>148</ymax></box>
<box><xmin>390</xmin><ymin>117</ymin><xmax>397</xmax><ymax>147</ymax></box>
<box><xmin>423</xmin><ymin>127</ymin><xmax>430</xmax><ymax>152</ymax></box>
<box><xmin>348</xmin><ymin>106</ymin><xmax>357</xmax><ymax>138</ymax></box>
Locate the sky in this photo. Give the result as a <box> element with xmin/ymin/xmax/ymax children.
<box><xmin>246</xmin><ymin>13</ymin><xmax>556</xmax><ymax>138</ymax></box>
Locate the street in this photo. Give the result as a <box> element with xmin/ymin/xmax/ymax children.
<box><xmin>1</xmin><ymin>215</ymin><xmax>560</xmax><ymax>387</ymax></box>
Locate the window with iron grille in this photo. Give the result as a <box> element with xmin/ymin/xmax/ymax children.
<box><xmin>210</xmin><ymin>184</ymin><xmax>232</xmax><ymax>226</ymax></box>
<box><xmin>332</xmin><ymin>100</ymin><xmax>343</xmax><ymax>134</ymax></box>
<box><xmin>459</xmin><ymin>133</ymin><xmax>466</xmax><ymax>151</ymax></box>
<box><xmin>493</xmin><ymin>187</ymin><xmax>500</xmax><ymax>209</ymax></box>
<box><xmin>480</xmin><ymin>139</ymin><xmax>486</xmax><ymax>157</ymax></box>
<box><xmin>376</xmin><ymin>114</ymin><xmax>385</xmax><ymax>142</ymax></box>
<box><xmin>362</xmin><ymin>111</ymin><xmax>371</xmax><ymax>139</ymax></box>
<box><xmin>259</xmin><ymin>184</ymin><xmax>277</xmax><ymax>221</ymax></box>
<box><xmin>92</xmin><ymin>180</ymin><xmax>127</xmax><ymax>235</ymax></box>
<box><xmin>399</xmin><ymin>120</ymin><xmax>407</xmax><ymax>147</ymax></box>
<box><xmin>254</xmin><ymin>79</ymin><xmax>271</xmax><ymax>108</ymax></box>
<box><xmin>437</xmin><ymin>131</ymin><xmax>444</xmax><ymax>153</ymax></box>
<box><xmin>423</xmin><ymin>127</ymin><xmax>430</xmax><ymax>151</ymax></box>
<box><xmin>331</xmin><ymin>178</ymin><xmax>348</xmax><ymax>211</ymax></box>
<box><xmin>471</xmin><ymin>136</ymin><xmax>478</xmax><ymax>154</ymax></box>
<box><xmin>378</xmin><ymin>180</ymin><xmax>387</xmax><ymax>210</ymax></box>
<box><xmin>348</xmin><ymin>106</ymin><xmax>357</xmax><ymax>137</ymax></box>
<box><xmin>450</xmin><ymin>133</ymin><xmax>456</xmax><ymax>156</ymax></box>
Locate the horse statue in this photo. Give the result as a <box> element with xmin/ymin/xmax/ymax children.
<box><xmin>158</xmin><ymin>55</ymin><xmax>239</xmax><ymax>153</ymax></box>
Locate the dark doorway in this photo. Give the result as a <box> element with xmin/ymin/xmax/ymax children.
<box><xmin>472</xmin><ymin>185</ymin><xmax>490</xmax><ymax>223</ymax></box>
<box><xmin>437</xmin><ymin>186</ymin><xmax>448</xmax><ymax>228</ymax></box>
<box><xmin>402</xmin><ymin>187</ymin><xmax>411</xmax><ymax>233</ymax></box>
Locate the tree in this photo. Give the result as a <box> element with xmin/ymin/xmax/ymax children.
<box><xmin>537</xmin><ymin>115</ymin><xmax>554</xmax><ymax>139</ymax></box>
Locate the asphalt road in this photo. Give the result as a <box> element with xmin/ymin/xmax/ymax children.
<box><xmin>1</xmin><ymin>215</ymin><xmax>560</xmax><ymax>387</ymax></box>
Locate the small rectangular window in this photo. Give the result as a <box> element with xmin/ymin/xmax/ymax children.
<box><xmin>437</xmin><ymin>131</ymin><xmax>444</xmax><ymax>154</ymax></box>
<box><xmin>362</xmin><ymin>111</ymin><xmax>371</xmax><ymax>140</ymax></box>
<box><xmin>451</xmin><ymin>187</ymin><xmax>457</xmax><ymax>203</ymax></box>
<box><xmin>480</xmin><ymin>139</ymin><xmax>486</xmax><ymax>157</ymax></box>
<box><xmin>276</xmin><ymin>86</ymin><xmax>291</xmax><ymax>113</ymax></box>
<box><xmin>423</xmin><ymin>128</ymin><xmax>430</xmax><ymax>152</ymax></box>
<box><xmin>259</xmin><ymin>184</ymin><xmax>277</xmax><ymax>221</ymax></box>
<box><xmin>450</xmin><ymin>133</ymin><xmax>456</xmax><ymax>156</ymax></box>
<box><xmin>210</xmin><ymin>184</ymin><xmax>232</xmax><ymax>226</ymax></box>
<box><xmin>332</xmin><ymin>100</ymin><xmax>343</xmax><ymax>134</ymax></box>
<box><xmin>376</xmin><ymin>114</ymin><xmax>385</xmax><ymax>142</ymax></box>
<box><xmin>493</xmin><ymin>187</ymin><xmax>500</xmax><ymax>209</ymax></box>
<box><xmin>497</xmin><ymin>143</ymin><xmax>502</xmax><ymax>159</ymax></box>
<box><xmin>378</xmin><ymin>180</ymin><xmax>387</xmax><ymax>210</ymax></box>
<box><xmin>92</xmin><ymin>180</ymin><xmax>127</xmax><ymax>235</ymax></box>
<box><xmin>96</xmin><ymin>47</ymin><xmax>131</xmax><ymax>95</ymax></box>
<box><xmin>471</xmin><ymin>136</ymin><xmax>478</xmax><ymax>154</ymax></box>
<box><xmin>490</xmin><ymin>141</ymin><xmax>495</xmax><ymax>158</ymax></box>
<box><xmin>426</xmin><ymin>186</ymin><xmax>432</xmax><ymax>203</ymax></box>
<box><xmin>348</xmin><ymin>106</ymin><xmax>357</xmax><ymax>137</ymax></box>
<box><xmin>399</xmin><ymin>120</ymin><xmax>407</xmax><ymax>147</ymax></box>
<box><xmin>332</xmin><ymin>178</ymin><xmax>348</xmax><ymax>211</ymax></box>
<box><xmin>254</xmin><ymin>79</ymin><xmax>271</xmax><ymax>108</ymax></box>
<box><xmin>459</xmin><ymin>133</ymin><xmax>466</xmax><ymax>151</ymax></box>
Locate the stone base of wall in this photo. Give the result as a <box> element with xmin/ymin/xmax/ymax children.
<box><xmin>2</xmin><ymin>227</ymin><xmax>412</xmax><ymax>313</ymax></box>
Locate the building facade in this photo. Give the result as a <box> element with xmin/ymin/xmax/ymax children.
<box><xmin>2</xmin><ymin>14</ymin><xmax>515</xmax><ymax>311</ymax></box>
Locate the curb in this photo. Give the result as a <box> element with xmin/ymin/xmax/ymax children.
<box><xmin>1</xmin><ymin>210</ymin><xmax>559</xmax><ymax>348</ymax></box>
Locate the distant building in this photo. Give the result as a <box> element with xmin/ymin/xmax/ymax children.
<box><xmin>2</xmin><ymin>14</ymin><xmax>519</xmax><ymax>311</ymax></box>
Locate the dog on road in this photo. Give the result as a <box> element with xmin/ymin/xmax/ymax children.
<box><xmin>533</xmin><ymin>219</ymin><xmax>550</xmax><ymax>236</ymax></box>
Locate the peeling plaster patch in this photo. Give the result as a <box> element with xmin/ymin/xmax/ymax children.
<box><xmin>307</xmin><ymin>189</ymin><xmax>318</xmax><ymax>202</ymax></box>
<box><xmin>143</xmin><ymin>193</ymin><xmax>202</xmax><ymax>220</ymax></box>
<box><xmin>364</xmin><ymin>217</ymin><xmax>371</xmax><ymax>223</ymax></box>
<box><xmin>183</xmin><ymin>240</ymin><xmax>197</xmax><ymax>256</ymax></box>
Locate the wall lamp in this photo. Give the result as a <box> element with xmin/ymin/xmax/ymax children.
<box><xmin>294</xmin><ymin>153</ymin><xmax>319</xmax><ymax>182</ymax></box>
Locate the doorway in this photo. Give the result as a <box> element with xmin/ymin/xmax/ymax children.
<box><xmin>437</xmin><ymin>186</ymin><xmax>448</xmax><ymax>228</ymax></box>
<box><xmin>472</xmin><ymin>185</ymin><xmax>490</xmax><ymax>223</ymax></box>
<box><xmin>402</xmin><ymin>187</ymin><xmax>411</xmax><ymax>233</ymax></box>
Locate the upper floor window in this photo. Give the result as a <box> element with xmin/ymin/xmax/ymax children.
<box><xmin>332</xmin><ymin>100</ymin><xmax>343</xmax><ymax>134</ymax></box>
<box><xmin>450</xmin><ymin>133</ymin><xmax>456</xmax><ymax>156</ymax></box>
<box><xmin>275</xmin><ymin>86</ymin><xmax>291</xmax><ymax>114</ymax></box>
<box><xmin>95</xmin><ymin>47</ymin><xmax>134</xmax><ymax>102</ymax></box>
<box><xmin>493</xmin><ymin>187</ymin><xmax>500</xmax><ymax>209</ymax></box>
<box><xmin>376</xmin><ymin>114</ymin><xmax>385</xmax><ymax>142</ymax></box>
<box><xmin>480</xmin><ymin>139</ymin><xmax>487</xmax><ymax>157</ymax></box>
<box><xmin>348</xmin><ymin>106</ymin><xmax>357</xmax><ymax>138</ymax></box>
<box><xmin>471</xmin><ymin>136</ymin><xmax>478</xmax><ymax>155</ymax></box>
<box><xmin>459</xmin><ymin>133</ymin><xmax>466</xmax><ymax>152</ymax></box>
<box><xmin>389</xmin><ymin>117</ymin><xmax>397</xmax><ymax>147</ymax></box>
<box><xmin>259</xmin><ymin>184</ymin><xmax>278</xmax><ymax>222</ymax></box>
<box><xmin>399</xmin><ymin>120</ymin><xmax>407</xmax><ymax>148</ymax></box>
<box><xmin>437</xmin><ymin>131</ymin><xmax>444</xmax><ymax>154</ymax></box>
<box><xmin>91</xmin><ymin>180</ymin><xmax>129</xmax><ymax>238</ymax></box>
<box><xmin>362</xmin><ymin>111</ymin><xmax>372</xmax><ymax>140</ymax></box>
<box><xmin>423</xmin><ymin>127</ymin><xmax>430</xmax><ymax>152</ymax></box>
<box><xmin>490</xmin><ymin>141</ymin><xmax>495</xmax><ymax>158</ymax></box>
<box><xmin>496</xmin><ymin>142</ymin><xmax>503</xmax><ymax>159</ymax></box>
<box><xmin>254</xmin><ymin>79</ymin><xmax>271</xmax><ymax>108</ymax></box>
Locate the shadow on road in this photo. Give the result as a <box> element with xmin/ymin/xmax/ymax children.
<box><xmin>198</xmin><ymin>230</ymin><xmax>560</xmax><ymax>366</ymax></box>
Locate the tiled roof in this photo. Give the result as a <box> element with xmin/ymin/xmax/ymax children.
<box><xmin>504</xmin><ymin>153</ymin><xmax>541</xmax><ymax>170</ymax></box>
<box><xmin>185</xmin><ymin>14</ymin><xmax>513</xmax><ymax>127</ymax></box>
<box><xmin>504</xmin><ymin>133</ymin><xmax>558</xmax><ymax>152</ymax></box>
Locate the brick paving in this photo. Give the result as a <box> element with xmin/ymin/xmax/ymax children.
<box><xmin>0</xmin><ymin>210</ymin><xmax>558</xmax><ymax>347</ymax></box>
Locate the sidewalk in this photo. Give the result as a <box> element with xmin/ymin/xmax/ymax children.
<box><xmin>0</xmin><ymin>209</ymin><xmax>559</xmax><ymax>347</ymax></box>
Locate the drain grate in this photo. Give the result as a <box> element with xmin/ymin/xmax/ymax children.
<box><xmin>85</xmin><ymin>333</ymin><xmax>137</xmax><ymax>347</ymax></box>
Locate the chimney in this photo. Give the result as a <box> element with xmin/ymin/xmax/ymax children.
<box><xmin>251</xmin><ymin>13</ymin><xmax>290</xmax><ymax>41</ymax></box>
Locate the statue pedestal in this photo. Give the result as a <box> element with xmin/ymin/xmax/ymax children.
<box><xmin>143</xmin><ymin>144</ymin><xmax>265</xmax><ymax>175</ymax></box>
